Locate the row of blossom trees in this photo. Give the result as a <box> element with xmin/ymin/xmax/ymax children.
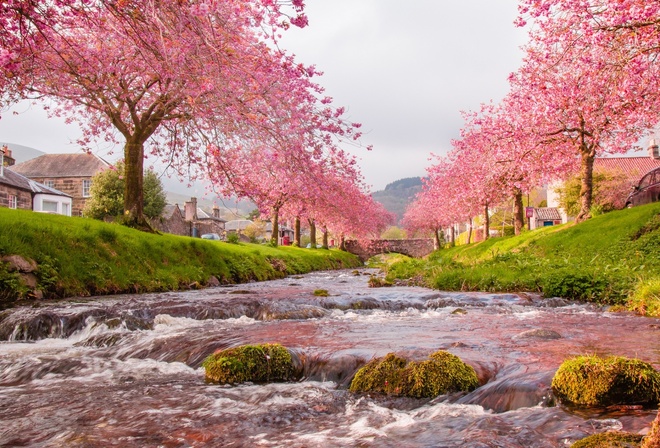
<box><xmin>1</xmin><ymin>0</ymin><xmax>390</xmax><ymax>240</ymax></box>
<box><xmin>405</xmin><ymin>0</ymin><xmax>660</xmax><ymax>242</ymax></box>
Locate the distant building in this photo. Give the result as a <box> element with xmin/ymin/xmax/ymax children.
<box><xmin>11</xmin><ymin>153</ymin><xmax>109</xmax><ymax>216</ymax></box>
<box><xmin>529</xmin><ymin>207</ymin><xmax>563</xmax><ymax>230</ymax></box>
<box><xmin>1</xmin><ymin>146</ymin><xmax>72</xmax><ymax>215</ymax></box>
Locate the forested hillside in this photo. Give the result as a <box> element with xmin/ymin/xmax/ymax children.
<box><xmin>371</xmin><ymin>177</ymin><xmax>423</xmax><ymax>223</ymax></box>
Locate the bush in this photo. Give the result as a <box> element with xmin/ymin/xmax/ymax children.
<box><xmin>349</xmin><ymin>350</ymin><xmax>479</xmax><ymax>398</ymax></box>
<box><xmin>202</xmin><ymin>343</ymin><xmax>301</xmax><ymax>384</ymax></box>
<box><xmin>541</xmin><ymin>269</ymin><xmax>609</xmax><ymax>302</ymax></box>
<box><xmin>552</xmin><ymin>355</ymin><xmax>660</xmax><ymax>407</ymax></box>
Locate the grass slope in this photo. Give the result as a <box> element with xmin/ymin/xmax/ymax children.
<box><xmin>385</xmin><ymin>203</ymin><xmax>660</xmax><ymax>308</ymax></box>
<box><xmin>0</xmin><ymin>208</ymin><xmax>361</xmax><ymax>302</ymax></box>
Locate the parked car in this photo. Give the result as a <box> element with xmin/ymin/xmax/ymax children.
<box><xmin>201</xmin><ymin>233</ymin><xmax>222</xmax><ymax>241</ymax></box>
<box><xmin>626</xmin><ymin>166</ymin><xmax>660</xmax><ymax>207</ymax></box>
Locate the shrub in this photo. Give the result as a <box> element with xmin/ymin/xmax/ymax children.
<box><xmin>552</xmin><ymin>355</ymin><xmax>660</xmax><ymax>407</ymax></box>
<box><xmin>349</xmin><ymin>350</ymin><xmax>479</xmax><ymax>398</ymax></box>
<box><xmin>202</xmin><ymin>343</ymin><xmax>300</xmax><ymax>384</ymax></box>
<box><xmin>226</xmin><ymin>233</ymin><xmax>240</xmax><ymax>244</ymax></box>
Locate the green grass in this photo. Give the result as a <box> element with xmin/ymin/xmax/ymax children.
<box><xmin>383</xmin><ymin>203</ymin><xmax>660</xmax><ymax>306</ymax></box>
<box><xmin>0</xmin><ymin>208</ymin><xmax>361</xmax><ymax>302</ymax></box>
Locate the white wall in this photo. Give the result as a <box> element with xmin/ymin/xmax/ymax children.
<box><xmin>33</xmin><ymin>193</ymin><xmax>73</xmax><ymax>216</ymax></box>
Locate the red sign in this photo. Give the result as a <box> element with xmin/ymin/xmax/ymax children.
<box><xmin>525</xmin><ymin>207</ymin><xmax>534</xmax><ymax>218</ymax></box>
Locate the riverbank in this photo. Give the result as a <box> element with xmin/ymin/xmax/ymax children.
<box><xmin>383</xmin><ymin>202</ymin><xmax>660</xmax><ymax>313</ymax></box>
<box><xmin>0</xmin><ymin>208</ymin><xmax>361</xmax><ymax>304</ymax></box>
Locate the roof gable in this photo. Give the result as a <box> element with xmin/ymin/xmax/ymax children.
<box><xmin>11</xmin><ymin>153</ymin><xmax>109</xmax><ymax>178</ymax></box>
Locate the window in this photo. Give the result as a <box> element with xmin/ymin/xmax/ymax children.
<box><xmin>82</xmin><ymin>179</ymin><xmax>92</xmax><ymax>197</ymax></box>
<box><xmin>62</xmin><ymin>203</ymin><xmax>70</xmax><ymax>216</ymax></box>
<box><xmin>42</xmin><ymin>200</ymin><xmax>58</xmax><ymax>213</ymax></box>
<box><xmin>8</xmin><ymin>195</ymin><xmax>17</xmax><ymax>209</ymax></box>
<box><xmin>44</xmin><ymin>180</ymin><xmax>55</xmax><ymax>188</ymax></box>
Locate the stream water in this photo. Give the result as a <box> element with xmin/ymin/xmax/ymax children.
<box><xmin>0</xmin><ymin>268</ymin><xmax>659</xmax><ymax>447</ymax></box>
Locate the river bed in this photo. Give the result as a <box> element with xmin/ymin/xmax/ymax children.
<box><xmin>0</xmin><ymin>268</ymin><xmax>659</xmax><ymax>447</ymax></box>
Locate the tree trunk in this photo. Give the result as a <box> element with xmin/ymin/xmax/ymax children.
<box><xmin>339</xmin><ymin>234</ymin><xmax>346</xmax><ymax>251</ymax></box>
<box><xmin>322</xmin><ymin>226</ymin><xmax>329</xmax><ymax>249</ymax></box>
<box><xmin>123</xmin><ymin>139</ymin><xmax>150</xmax><ymax>230</ymax></box>
<box><xmin>513</xmin><ymin>189</ymin><xmax>525</xmax><ymax>235</ymax></box>
<box><xmin>576</xmin><ymin>145</ymin><xmax>596</xmax><ymax>222</ymax></box>
<box><xmin>308</xmin><ymin>218</ymin><xmax>316</xmax><ymax>249</ymax></box>
<box><xmin>483</xmin><ymin>202</ymin><xmax>490</xmax><ymax>241</ymax></box>
<box><xmin>293</xmin><ymin>217</ymin><xmax>301</xmax><ymax>247</ymax></box>
<box><xmin>467</xmin><ymin>219</ymin><xmax>473</xmax><ymax>244</ymax></box>
<box><xmin>270</xmin><ymin>206</ymin><xmax>280</xmax><ymax>246</ymax></box>
<box><xmin>433</xmin><ymin>228</ymin><xmax>441</xmax><ymax>250</ymax></box>
<box><xmin>449</xmin><ymin>225</ymin><xmax>455</xmax><ymax>247</ymax></box>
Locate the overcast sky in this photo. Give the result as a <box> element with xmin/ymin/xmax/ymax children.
<box><xmin>0</xmin><ymin>0</ymin><xmax>528</xmax><ymax>192</ymax></box>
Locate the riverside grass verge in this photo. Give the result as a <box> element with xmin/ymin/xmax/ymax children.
<box><xmin>0</xmin><ymin>208</ymin><xmax>361</xmax><ymax>303</ymax></box>
<box><xmin>380</xmin><ymin>202</ymin><xmax>660</xmax><ymax>310</ymax></box>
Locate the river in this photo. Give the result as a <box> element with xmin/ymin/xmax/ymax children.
<box><xmin>0</xmin><ymin>268</ymin><xmax>658</xmax><ymax>447</ymax></box>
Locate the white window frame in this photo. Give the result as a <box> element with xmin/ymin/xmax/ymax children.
<box><xmin>44</xmin><ymin>180</ymin><xmax>55</xmax><ymax>188</ymax></box>
<box><xmin>8</xmin><ymin>194</ymin><xmax>17</xmax><ymax>209</ymax></box>
<box><xmin>82</xmin><ymin>179</ymin><xmax>92</xmax><ymax>197</ymax></box>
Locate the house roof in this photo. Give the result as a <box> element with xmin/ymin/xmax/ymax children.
<box><xmin>196</xmin><ymin>207</ymin><xmax>227</xmax><ymax>222</ymax></box>
<box><xmin>534</xmin><ymin>207</ymin><xmax>562</xmax><ymax>221</ymax></box>
<box><xmin>11</xmin><ymin>153</ymin><xmax>109</xmax><ymax>178</ymax></box>
<box><xmin>162</xmin><ymin>204</ymin><xmax>183</xmax><ymax>219</ymax></box>
<box><xmin>594</xmin><ymin>156</ymin><xmax>660</xmax><ymax>180</ymax></box>
<box><xmin>0</xmin><ymin>168</ymin><xmax>72</xmax><ymax>197</ymax></box>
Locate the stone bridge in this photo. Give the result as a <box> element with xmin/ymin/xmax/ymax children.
<box><xmin>344</xmin><ymin>239</ymin><xmax>436</xmax><ymax>261</ymax></box>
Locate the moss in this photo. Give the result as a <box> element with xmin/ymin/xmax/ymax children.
<box><xmin>368</xmin><ymin>275</ymin><xmax>393</xmax><ymax>288</ymax></box>
<box><xmin>202</xmin><ymin>343</ymin><xmax>300</xmax><ymax>385</ymax></box>
<box><xmin>552</xmin><ymin>355</ymin><xmax>660</xmax><ymax>407</ymax></box>
<box><xmin>642</xmin><ymin>413</ymin><xmax>660</xmax><ymax>448</ymax></box>
<box><xmin>313</xmin><ymin>289</ymin><xmax>329</xmax><ymax>297</ymax></box>
<box><xmin>571</xmin><ymin>432</ymin><xmax>643</xmax><ymax>448</ymax></box>
<box><xmin>349</xmin><ymin>350</ymin><xmax>478</xmax><ymax>398</ymax></box>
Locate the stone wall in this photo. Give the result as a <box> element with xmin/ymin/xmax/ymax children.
<box><xmin>344</xmin><ymin>239</ymin><xmax>435</xmax><ymax>261</ymax></box>
<box><xmin>0</xmin><ymin>184</ymin><xmax>31</xmax><ymax>210</ymax></box>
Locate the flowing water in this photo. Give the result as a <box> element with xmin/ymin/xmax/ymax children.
<box><xmin>0</xmin><ymin>268</ymin><xmax>659</xmax><ymax>447</ymax></box>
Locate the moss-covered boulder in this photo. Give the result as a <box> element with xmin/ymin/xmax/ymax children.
<box><xmin>202</xmin><ymin>343</ymin><xmax>300</xmax><ymax>385</ymax></box>
<box><xmin>571</xmin><ymin>432</ymin><xmax>643</xmax><ymax>448</ymax></box>
<box><xmin>552</xmin><ymin>355</ymin><xmax>660</xmax><ymax>407</ymax></box>
<box><xmin>349</xmin><ymin>350</ymin><xmax>479</xmax><ymax>398</ymax></box>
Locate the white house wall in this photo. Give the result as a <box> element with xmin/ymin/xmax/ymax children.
<box><xmin>33</xmin><ymin>193</ymin><xmax>73</xmax><ymax>216</ymax></box>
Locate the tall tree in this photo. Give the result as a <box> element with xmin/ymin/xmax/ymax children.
<box><xmin>1</xmin><ymin>0</ymin><xmax>359</xmax><ymax>229</ymax></box>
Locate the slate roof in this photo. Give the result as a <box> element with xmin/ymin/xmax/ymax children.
<box><xmin>196</xmin><ymin>207</ymin><xmax>227</xmax><ymax>222</ymax></box>
<box><xmin>534</xmin><ymin>207</ymin><xmax>562</xmax><ymax>221</ymax></box>
<box><xmin>0</xmin><ymin>168</ymin><xmax>71</xmax><ymax>197</ymax></box>
<box><xmin>11</xmin><ymin>153</ymin><xmax>109</xmax><ymax>178</ymax></box>
<box><xmin>225</xmin><ymin>219</ymin><xmax>253</xmax><ymax>231</ymax></box>
<box><xmin>594</xmin><ymin>156</ymin><xmax>660</xmax><ymax>181</ymax></box>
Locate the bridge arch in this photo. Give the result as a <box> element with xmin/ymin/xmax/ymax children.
<box><xmin>343</xmin><ymin>239</ymin><xmax>436</xmax><ymax>261</ymax></box>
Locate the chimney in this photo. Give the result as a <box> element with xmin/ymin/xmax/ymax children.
<box><xmin>1</xmin><ymin>145</ymin><xmax>15</xmax><ymax>176</ymax></box>
<box><xmin>184</xmin><ymin>197</ymin><xmax>198</xmax><ymax>221</ymax></box>
<box><xmin>212</xmin><ymin>205</ymin><xmax>220</xmax><ymax>219</ymax></box>
<box><xmin>649</xmin><ymin>139</ymin><xmax>660</xmax><ymax>159</ymax></box>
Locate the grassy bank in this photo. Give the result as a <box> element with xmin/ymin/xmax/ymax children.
<box><xmin>0</xmin><ymin>208</ymin><xmax>361</xmax><ymax>303</ymax></box>
<box><xmin>383</xmin><ymin>203</ymin><xmax>660</xmax><ymax>311</ymax></box>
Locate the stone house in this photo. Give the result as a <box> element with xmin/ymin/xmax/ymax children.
<box><xmin>11</xmin><ymin>153</ymin><xmax>109</xmax><ymax>216</ymax></box>
<box><xmin>152</xmin><ymin>204</ymin><xmax>189</xmax><ymax>236</ymax></box>
<box><xmin>529</xmin><ymin>207</ymin><xmax>563</xmax><ymax>230</ymax></box>
<box><xmin>183</xmin><ymin>197</ymin><xmax>227</xmax><ymax>237</ymax></box>
<box><xmin>1</xmin><ymin>147</ymin><xmax>72</xmax><ymax>215</ymax></box>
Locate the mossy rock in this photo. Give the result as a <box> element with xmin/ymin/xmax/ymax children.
<box><xmin>349</xmin><ymin>350</ymin><xmax>479</xmax><ymax>398</ymax></box>
<box><xmin>571</xmin><ymin>432</ymin><xmax>643</xmax><ymax>448</ymax></box>
<box><xmin>552</xmin><ymin>355</ymin><xmax>660</xmax><ymax>407</ymax></box>
<box><xmin>202</xmin><ymin>343</ymin><xmax>300</xmax><ymax>385</ymax></box>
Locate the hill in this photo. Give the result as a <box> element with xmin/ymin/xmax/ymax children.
<box><xmin>371</xmin><ymin>177</ymin><xmax>423</xmax><ymax>223</ymax></box>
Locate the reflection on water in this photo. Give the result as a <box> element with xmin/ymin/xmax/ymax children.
<box><xmin>0</xmin><ymin>269</ymin><xmax>658</xmax><ymax>447</ymax></box>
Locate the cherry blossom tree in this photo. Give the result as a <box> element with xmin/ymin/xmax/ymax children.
<box><xmin>513</xmin><ymin>0</ymin><xmax>660</xmax><ymax>221</ymax></box>
<box><xmin>1</xmin><ymin>0</ymin><xmax>362</xmax><ymax>229</ymax></box>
